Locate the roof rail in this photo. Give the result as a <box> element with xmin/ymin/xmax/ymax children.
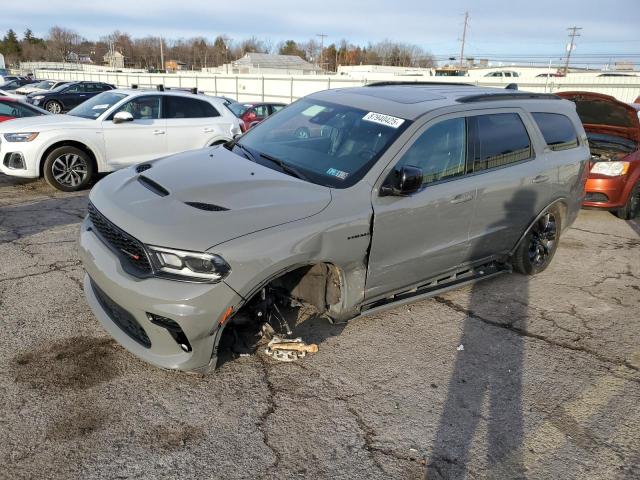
<box><xmin>457</xmin><ymin>92</ymin><xmax>561</xmax><ymax>103</ymax></box>
<box><xmin>366</xmin><ymin>81</ymin><xmax>475</xmax><ymax>87</ymax></box>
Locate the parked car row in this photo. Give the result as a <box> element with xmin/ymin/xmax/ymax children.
<box><xmin>0</xmin><ymin>79</ymin><xmax>637</xmax><ymax>220</ymax></box>
<box><xmin>0</xmin><ymin>86</ymin><xmax>241</xmax><ymax>190</ymax></box>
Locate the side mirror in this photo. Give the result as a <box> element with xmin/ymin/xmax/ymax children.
<box><xmin>113</xmin><ymin>111</ymin><xmax>134</xmax><ymax>124</ymax></box>
<box><xmin>380</xmin><ymin>165</ymin><xmax>423</xmax><ymax>196</ymax></box>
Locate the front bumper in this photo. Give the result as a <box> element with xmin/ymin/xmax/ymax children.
<box><xmin>582</xmin><ymin>175</ymin><xmax>631</xmax><ymax>209</ymax></box>
<box><xmin>79</xmin><ymin>218</ymin><xmax>243</xmax><ymax>372</ymax></box>
<box><xmin>0</xmin><ymin>137</ymin><xmax>40</xmax><ymax>178</ymax></box>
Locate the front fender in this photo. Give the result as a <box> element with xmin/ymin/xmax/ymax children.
<box><xmin>35</xmin><ymin>132</ymin><xmax>106</xmax><ymax>175</ymax></box>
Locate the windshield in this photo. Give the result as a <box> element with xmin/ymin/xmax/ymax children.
<box><xmin>236</xmin><ymin>99</ymin><xmax>410</xmax><ymax>188</ymax></box>
<box><xmin>34</xmin><ymin>80</ymin><xmax>54</xmax><ymax>89</ymax></box>
<box><xmin>228</xmin><ymin>102</ymin><xmax>250</xmax><ymax>117</ymax></box>
<box><xmin>67</xmin><ymin>91</ymin><xmax>128</xmax><ymax>119</ymax></box>
<box><xmin>51</xmin><ymin>82</ymin><xmax>73</xmax><ymax>92</ymax></box>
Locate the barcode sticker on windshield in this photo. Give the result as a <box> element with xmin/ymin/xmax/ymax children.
<box><xmin>92</xmin><ymin>104</ymin><xmax>109</xmax><ymax>110</ymax></box>
<box><xmin>363</xmin><ymin>112</ymin><xmax>405</xmax><ymax>128</ymax></box>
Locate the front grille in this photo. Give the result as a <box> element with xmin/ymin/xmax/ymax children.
<box><xmin>585</xmin><ymin>192</ymin><xmax>609</xmax><ymax>203</ymax></box>
<box><xmin>91</xmin><ymin>280</ymin><xmax>151</xmax><ymax>348</ymax></box>
<box><xmin>87</xmin><ymin>202</ymin><xmax>152</xmax><ymax>273</ymax></box>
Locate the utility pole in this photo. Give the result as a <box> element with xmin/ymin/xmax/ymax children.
<box><xmin>160</xmin><ymin>37</ymin><xmax>164</xmax><ymax>71</ymax></box>
<box><xmin>564</xmin><ymin>26</ymin><xmax>581</xmax><ymax>75</ymax></box>
<box><xmin>459</xmin><ymin>11</ymin><xmax>469</xmax><ymax>69</ymax></box>
<box><xmin>317</xmin><ymin>33</ymin><xmax>327</xmax><ymax>71</ymax></box>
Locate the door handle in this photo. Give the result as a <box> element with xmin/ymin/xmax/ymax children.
<box><xmin>153</xmin><ymin>130</ymin><xmax>166</xmax><ymax>135</ymax></box>
<box><xmin>532</xmin><ymin>175</ymin><xmax>549</xmax><ymax>184</ymax></box>
<box><xmin>203</xmin><ymin>127</ymin><xmax>215</xmax><ymax>133</ymax></box>
<box><xmin>450</xmin><ymin>192</ymin><xmax>474</xmax><ymax>204</ymax></box>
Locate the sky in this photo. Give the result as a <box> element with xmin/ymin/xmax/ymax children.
<box><xmin>1</xmin><ymin>0</ymin><xmax>639</xmax><ymax>64</ymax></box>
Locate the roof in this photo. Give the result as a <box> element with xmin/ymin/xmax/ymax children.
<box><xmin>309</xmin><ymin>84</ymin><xmax>566</xmax><ymax>121</ymax></box>
<box><xmin>233</xmin><ymin>53</ymin><xmax>318</xmax><ymax>71</ymax></box>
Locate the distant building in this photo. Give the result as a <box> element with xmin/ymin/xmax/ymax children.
<box><xmin>0</xmin><ymin>53</ymin><xmax>5</xmax><ymax>69</ymax></box>
<box><xmin>165</xmin><ymin>60</ymin><xmax>188</xmax><ymax>72</ymax></box>
<box><xmin>66</xmin><ymin>52</ymin><xmax>93</xmax><ymax>64</ymax></box>
<box><xmin>218</xmin><ymin>53</ymin><xmax>323</xmax><ymax>75</ymax></box>
<box><xmin>103</xmin><ymin>51</ymin><xmax>125</xmax><ymax>69</ymax></box>
<box><xmin>614</xmin><ymin>61</ymin><xmax>635</xmax><ymax>72</ymax></box>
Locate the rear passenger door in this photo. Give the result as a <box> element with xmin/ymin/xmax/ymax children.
<box><xmin>367</xmin><ymin>115</ymin><xmax>477</xmax><ymax>300</ymax></box>
<box><xmin>163</xmin><ymin>96</ymin><xmax>223</xmax><ymax>152</ymax></box>
<box><xmin>466</xmin><ymin>110</ymin><xmax>553</xmax><ymax>261</ymax></box>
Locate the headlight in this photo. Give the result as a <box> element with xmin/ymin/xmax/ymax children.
<box><xmin>590</xmin><ymin>161</ymin><xmax>630</xmax><ymax>177</ymax></box>
<box><xmin>3</xmin><ymin>132</ymin><xmax>39</xmax><ymax>142</ymax></box>
<box><xmin>32</xmin><ymin>95</ymin><xmax>44</xmax><ymax>100</ymax></box>
<box><xmin>147</xmin><ymin>245</ymin><xmax>230</xmax><ymax>283</ymax></box>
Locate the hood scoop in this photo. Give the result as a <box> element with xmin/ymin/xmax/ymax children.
<box><xmin>184</xmin><ymin>201</ymin><xmax>229</xmax><ymax>212</ymax></box>
<box><xmin>138</xmin><ymin>175</ymin><xmax>169</xmax><ymax>197</ymax></box>
<box><xmin>135</xmin><ymin>163</ymin><xmax>152</xmax><ymax>173</ymax></box>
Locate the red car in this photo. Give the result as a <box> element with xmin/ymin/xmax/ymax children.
<box><xmin>557</xmin><ymin>91</ymin><xmax>640</xmax><ymax>219</ymax></box>
<box><xmin>0</xmin><ymin>97</ymin><xmax>48</xmax><ymax>122</ymax></box>
<box><xmin>228</xmin><ymin>102</ymin><xmax>286</xmax><ymax>132</ymax></box>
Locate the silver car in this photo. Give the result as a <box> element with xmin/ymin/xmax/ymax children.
<box><xmin>79</xmin><ymin>83</ymin><xmax>590</xmax><ymax>372</ymax></box>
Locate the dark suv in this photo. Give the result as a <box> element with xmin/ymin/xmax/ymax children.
<box><xmin>25</xmin><ymin>81</ymin><xmax>115</xmax><ymax>113</ymax></box>
<box><xmin>80</xmin><ymin>83</ymin><xmax>590</xmax><ymax>372</ymax></box>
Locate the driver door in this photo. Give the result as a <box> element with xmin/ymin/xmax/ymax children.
<box><xmin>101</xmin><ymin>95</ymin><xmax>167</xmax><ymax>169</ymax></box>
<box><xmin>366</xmin><ymin>115</ymin><xmax>477</xmax><ymax>300</ymax></box>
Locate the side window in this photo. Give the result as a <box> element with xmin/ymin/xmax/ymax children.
<box><xmin>532</xmin><ymin>112</ymin><xmax>579</xmax><ymax>151</ymax></box>
<box><xmin>253</xmin><ymin>105</ymin><xmax>269</xmax><ymax>117</ymax></box>
<box><xmin>165</xmin><ymin>96</ymin><xmax>220</xmax><ymax>118</ymax></box>
<box><xmin>14</xmin><ymin>104</ymin><xmax>40</xmax><ymax>118</ymax></box>
<box><xmin>469</xmin><ymin>113</ymin><xmax>532</xmax><ymax>171</ymax></box>
<box><xmin>0</xmin><ymin>102</ymin><xmax>15</xmax><ymax>116</ymax></box>
<box><xmin>86</xmin><ymin>83</ymin><xmax>104</xmax><ymax>93</ymax></box>
<box><xmin>271</xmin><ymin>105</ymin><xmax>284</xmax><ymax>114</ymax></box>
<box><xmin>65</xmin><ymin>84</ymin><xmax>83</xmax><ymax>93</ymax></box>
<box><xmin>114</xmin><ymin>96</ymin><xmax>161</xmax><ymax>120</ymax></box>
<box><xmin>396</xmin><ymin>117</ymin><xmax>467</xmax><ymax>185</ymax></box>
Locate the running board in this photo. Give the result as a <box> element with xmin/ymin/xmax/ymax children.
<box><xmin>360</xmin><ymin>261</ymin><xmax>511</xmax><ymax>317</ymax></box>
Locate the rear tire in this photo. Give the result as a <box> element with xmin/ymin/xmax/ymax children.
<box><xmin>614</xmin><ymin>182</ymin><xmax>640</xmax><ymax>220</ymax></box>
<box><xmin>513</xmin><ymin>206</ymin><xmax>561</xmax><ymax>275</ymax></box>
<box><xmin>45</xmin><ymin>100</ymin><xmax>63</xmax><ymax>114</ymax></box>
<box><xmin>43</xmin><ymin>146</ymin><xmax>95</xmax><ymax>192</ymax></box>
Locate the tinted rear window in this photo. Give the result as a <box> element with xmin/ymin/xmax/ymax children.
<box><xmin>165</xmin><ymin>96</ymin><xmax>220</xmax><ymax>118</ymax></box>
<box><xmin>469</xmin><ymin>113</ymin><xmax>532</xmax><ymax>171</ymax></box>
<box><xmin>532</xmin><ymin>112</ymin><xmax>579</xmax><ymax>151</ymax></box>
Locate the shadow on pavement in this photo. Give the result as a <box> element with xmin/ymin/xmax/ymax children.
<box><xmin>425</xmin><ymin>190</ymin><xmax>539</xmax><ymax>479</ymax></box>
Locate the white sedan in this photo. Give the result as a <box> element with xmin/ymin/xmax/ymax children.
<box><xmin>15</xmin><ymin>80</ymin><xmax>68</xmax><ymax>95</ymax></box>
<box><xmin>0</xmin><ymin>88</ymin><xmax>242</xmax><ymax>191</ymax></box>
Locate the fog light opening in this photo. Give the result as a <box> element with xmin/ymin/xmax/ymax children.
<box><xmin>147</xmin><ymin>313</ymin><xmax>192</xmax><ymax>353</ymax></box>
<box><xmin>4</xmin><ymin>152</ymin><xmax>26</xmax><ymax>170</ymax></box>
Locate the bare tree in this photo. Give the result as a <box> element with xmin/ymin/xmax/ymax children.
<box><xmin>47</xmin><ymin>26</ymin><xmax>81</xmax><ymax>62</ymax></box>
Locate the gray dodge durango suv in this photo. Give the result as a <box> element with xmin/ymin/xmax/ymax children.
<box><xmin>79</xmin><ymin>83</ymin><xmax>590</xmax><ymax>372</ymax></box>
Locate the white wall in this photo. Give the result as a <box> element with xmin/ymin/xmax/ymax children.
<box><xmin>32</xmin><ymin>68</ymin><xmax>640</xmax><ymax>103</ymax></box>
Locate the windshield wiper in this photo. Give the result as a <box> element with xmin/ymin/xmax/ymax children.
<box><xmin>230</xmin><ymin>142</ymin><xmax>257</xmax><ymax>162</ymax></box>
<box><xmin>259</xmin><ymin>152</ymin><xmax>309</xmax><ymax>181</ymax></box>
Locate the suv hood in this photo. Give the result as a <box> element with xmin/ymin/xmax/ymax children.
<box><xmin>556</xmin><ymin>91</ymin><xmax>640</xmax><ymax>143</ymax></box>
<box><xmin>89</xmin><ymin>146</ymin><xmax>332</xmax><ymax>252</ymax></box>
<box><xmin>0</xmin><ymin>114</ymin><xmax>93</xmax><ymax>132</ymax></box>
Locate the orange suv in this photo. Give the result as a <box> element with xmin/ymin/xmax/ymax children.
<box><xmin>557</xmin><ymin>92</ymin><xmax>640</xmax><ymax>219</ymax></box>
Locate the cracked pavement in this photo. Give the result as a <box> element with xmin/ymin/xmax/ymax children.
<box><xmin>0</xmin><ymin>174</ymin><xmax>639</xmax><ymax>480</ymax></box>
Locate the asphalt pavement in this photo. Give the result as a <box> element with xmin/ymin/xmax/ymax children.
<box><xmin>1</xmin><ymin>174</ymin><xmax>638</xmax><ymax>480</ymax></box>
